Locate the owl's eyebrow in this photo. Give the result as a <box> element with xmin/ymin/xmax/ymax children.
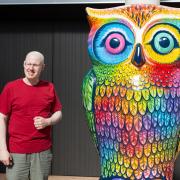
<box><xmin>87</xmin><ymin>12</ymin><xmax>135</xmax><ymax>31</ymax></box>
<box><xmin>142</xmin><ymin>14</ymin><xmax>180</xmax><ymax>30</ymax></box>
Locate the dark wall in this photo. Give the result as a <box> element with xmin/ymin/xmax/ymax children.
<box><xmin>0</xmin><ymin>3</ymin><xmax>179</xmax><ymax>178</ymax></box>
<box><xmin>0</xmin><ymin>4</ymin><xmax>101</xmax><ymax>176</ymax></box>
<box><xmin>52</xmin><ymin>21</ymin><xmax>99</xmax><ymax>176</ymax></box>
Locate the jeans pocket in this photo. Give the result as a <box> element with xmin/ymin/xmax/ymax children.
<box><xmin>40</xmin><ymin>149</ymin><xmax>53</xmax><ymax>162</ymax></box>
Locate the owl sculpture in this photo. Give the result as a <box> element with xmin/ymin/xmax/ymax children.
<box><xmin>82</xmin><ymin>4</ymin><xmax>180</xmax><ymax>180</ymax></box>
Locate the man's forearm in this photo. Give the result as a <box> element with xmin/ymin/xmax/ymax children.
<box><xmin>34</xmin><ymin>111</ymin><xmax>62</xmax><ymax>130</ymax></box>
<box><xmin>48</xmin><ymin>110</ymin><xmax>62</xmax><ymax>126</ymax></box>
<box><xmin>0</xmin><ymin>113</ymin><xmax>8</xmax><ymax>151</ymax></box>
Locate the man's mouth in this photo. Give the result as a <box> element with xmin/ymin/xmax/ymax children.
<box><xmin>27</xmin><ymin>71</ymin><xmax>35</xmax><ymax>76</ymax></box>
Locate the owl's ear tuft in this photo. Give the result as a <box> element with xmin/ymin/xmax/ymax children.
<box><xmin>86</xmin><ymin>7</ymin><xmax>97</xmax><ymax>27</ymax></box>
<box><xmin>86</xmin><ymin>7</ymin><xmax>96</xmax><ymax>17</ymax></box>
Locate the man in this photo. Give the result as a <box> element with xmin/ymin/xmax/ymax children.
<box><xmin>0</xmin><ymin>51</ymin><xmax>62</xmax><ymax>180</ymax></box>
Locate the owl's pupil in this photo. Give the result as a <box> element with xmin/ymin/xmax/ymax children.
<box><xmin>110</xmin><ymin>38</ymin><xmax>120</xmax><ymax>48</ymax></box>
<box><xmin>159</xmin><ymin>37</ymin><xmax>170</xmax><ymax>48</ymax></box>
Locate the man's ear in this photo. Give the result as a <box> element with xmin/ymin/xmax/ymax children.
<box><xmin>42</xmin><ymin>64</ymin><xmax>45</xmax><ymax>71</ymax></box>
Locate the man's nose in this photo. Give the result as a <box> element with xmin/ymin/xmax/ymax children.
<box><xmin>131</xmin><ymin>43</ymin><xmax>145</xmax><ymax>67</ymax></box>
<box><xmin>29</xmin><ymin>65</ymin><xmax>34</xmax><ymax>69</ymax></box>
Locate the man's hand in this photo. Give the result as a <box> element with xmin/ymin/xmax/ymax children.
<box><xmin>34</xmin><ymin>111</ymin><xmax>61</xmax><ymax>130</ymax></box>
<box><xmin>0</xmin><ymin>149</ymin><xmax>13</xmax><ymax>166</ymax></box>
<box><xmin>33</xmin><ymin>116</ymin><xmax>50</xmax><ymax>130</ymax></box>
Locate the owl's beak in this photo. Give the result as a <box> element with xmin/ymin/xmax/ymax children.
<box><xmin>131</xmin><ymin>43</ymin><xmax>145</xmax><ymax>67</ymax></box>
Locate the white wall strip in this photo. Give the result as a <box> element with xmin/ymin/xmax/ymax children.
<box><xmin>0</xmin><ymin>0</ymin><xmax>178</xmax><ymax>5</ymax></box>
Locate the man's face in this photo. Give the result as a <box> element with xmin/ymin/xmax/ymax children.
<box><xmin>24</xmin><ymin>55</ymin><xmax>44</xmax><ymax>81</ymax></box>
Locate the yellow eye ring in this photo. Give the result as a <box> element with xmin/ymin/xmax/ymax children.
<box><xmin>143</xmin><ymin>24</ymin><xmax>180</xmax><ymax>64</ymax></box>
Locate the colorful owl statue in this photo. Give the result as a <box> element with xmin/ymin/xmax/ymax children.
<box><xmin>82</xmin><ymin>4</ymin><xmax>180</xmax><ymax>180</ymax></box>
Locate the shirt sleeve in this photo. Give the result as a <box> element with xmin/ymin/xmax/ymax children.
<box><xmin>51</xmin><ymin>85</ymin><xmax>62</xmax><ymax>113</ymax></box>
<box><xmin>0</xmin><ymin>83</ymin><xmax>12</xmax><ymax>116</ymax></box>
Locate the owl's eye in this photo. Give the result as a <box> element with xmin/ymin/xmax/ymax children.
<box><xmin>93</xmin><ymin>22</ymin><xmax>134</xmax><ymax>64</ymax></box>
<box><xmin>150</xmin><ymin>31</ymin><xmax>177</xmax><ymax>55</ymax></box>
<box><xmin>143</xmin><ymin>24</ymin><xmax>179</xmax><ymax>64</ymax></box>
<box><xmin>105</xmin><ymin>33</ymin><xmax>126</xmax><ymax>54</ymax></box>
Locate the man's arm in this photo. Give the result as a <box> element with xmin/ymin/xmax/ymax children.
<box><xmin>34</xmin><ymin>110</ymin><xmax>62</xmax><ymax>130</ymax></box>
<box><xmin>0</xmin><ymin>113</ymin><xmax>12</xmax><ymax>166</ymax></box>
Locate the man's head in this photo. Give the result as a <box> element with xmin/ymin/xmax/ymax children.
<box><xmin>24</xmin><ymin>51</ymin><xmax>45</xmax><ymax>82</ymax></box>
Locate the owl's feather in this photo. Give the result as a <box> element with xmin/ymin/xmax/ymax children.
<box><xmin>82</xmin><ymin>69</ymin><xmax>98</xmax><ymax>148</ymax></box>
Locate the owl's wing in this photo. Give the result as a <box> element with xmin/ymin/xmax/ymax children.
<box><xmin>82</xmin><ymin>69</ymin><xmax>98</xmax><ymax>149</ymax></box>
<box><xmin>176</xmin><ymin>133</ymin><xmax>180</xmax><ymax>159</ymax></box>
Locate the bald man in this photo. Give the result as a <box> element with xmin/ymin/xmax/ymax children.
<box><xmin>0</xmin><ymin>51</ymin><xmax>62</xmax><ymax>180</ymax></box>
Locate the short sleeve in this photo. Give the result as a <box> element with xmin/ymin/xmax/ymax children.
<box><xmin>0</xmin><ymin>83</ymin><xmax>12</xmax><ymax>116</ymax></box>
<box><xmin>51</xmin><ymin>85</ymin><xmax>62</xmax><ymax>113</ymax></box>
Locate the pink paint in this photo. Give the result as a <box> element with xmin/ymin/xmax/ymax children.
<box><xmin>105</xmin><ymin>33</ymin><xmax>125</xmax><ymax>54</ymax></box>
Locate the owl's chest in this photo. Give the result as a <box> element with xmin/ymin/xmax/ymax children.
<box><xmin>93</xmin><ymin>83</ymin><xmax>179</xmax><ymax>145</ymax></box>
